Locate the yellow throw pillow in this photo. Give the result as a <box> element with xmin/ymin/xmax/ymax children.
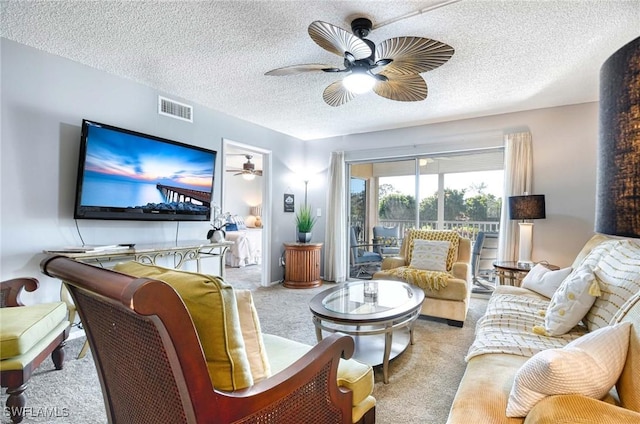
<box><xmin>235</xmin><ymin>289</ymin><xmax>271</xmax><ymax>382</ymax></box>
<box><xmin>114</xmin><ymin>261</ymin><xmax>253</xmax><ymax>391</ymax></box>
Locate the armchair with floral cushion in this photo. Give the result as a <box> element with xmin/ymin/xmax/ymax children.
<box><xmin>372</xmin><ymin>229</ymin><xmax>472</xmax><ymax>327</ymax></box>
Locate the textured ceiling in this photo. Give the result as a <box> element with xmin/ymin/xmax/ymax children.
<box><xmin>2</xmin><ymin>1</ymin><xmax>638</xmax><ymax>141</ymax></box>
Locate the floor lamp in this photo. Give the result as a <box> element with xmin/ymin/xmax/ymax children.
<box><xmin>509</xmin><ymin>194</ymin><xmax>546</xmax><ymax>266</ymax></box>
<box><xmin>595</xmin><ymin>36</ymin><xmax>640</xmax><ymax>238</ymax></box>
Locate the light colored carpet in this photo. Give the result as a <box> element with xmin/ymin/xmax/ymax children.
<box><xmin>0</xmin><ymin>282</ymin><xmax>487</xmax><ymax>424</ymax></box>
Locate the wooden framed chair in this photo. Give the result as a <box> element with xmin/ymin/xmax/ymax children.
<box><xmin>0</xmin><ymin>278</ymin><xmax>70</xmax><ymax>424</ymax></box>
<box><xmin>41</xmin><ymin>255</ymin><xmax>375</xmax><ymax>424</ymax></box>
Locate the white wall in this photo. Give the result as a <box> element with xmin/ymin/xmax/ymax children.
<box><xmin>307</xmin><ymin>102</ymin><xmax>599</xmax><ymax>269</ymax></box>
<box><xmin>0</xmin><ymin>39</ymin><xmax>304</xmax><ymax>302</ymax></box>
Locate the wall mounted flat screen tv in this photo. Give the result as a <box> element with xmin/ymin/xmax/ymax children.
<box><xmin>74</xmin><ymin>119</ymin><xmax>216</xmax><ymax>221</ymax></box>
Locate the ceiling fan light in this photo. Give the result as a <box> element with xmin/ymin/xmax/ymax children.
<box><xmin>242</xmin><ymin>173</ymin><xmax>256</xmax><ymax>181</ymax></box>
<box><xmin>342</xmin><ymin>73</ymin><xmax>375</xmax><ymax>94</ymax></box>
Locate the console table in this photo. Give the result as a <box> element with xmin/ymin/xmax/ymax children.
<box><xmin>44</xmin><ymin>240</ymin><xmax>233</xmax><ymax>278</ymax></box>
<box><xmin>283</xmin><ymin>242</ymin><xmax>322</xmax><ymax>288</ymax></box>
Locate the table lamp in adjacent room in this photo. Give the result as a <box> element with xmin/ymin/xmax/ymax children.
<box><xmin>250</xmin><ymin>205</ymin><xmax>263</xmax><ymax>228</ymax></box>
<box><xmin>509</xmin><ymin>194</ymin><xmax>546</xmax><ymax>265</ymax></box>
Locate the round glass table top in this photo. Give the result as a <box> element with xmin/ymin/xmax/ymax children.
<box><xmin>319</xmin><ymin>280</ymin><xmax>420</xmax><ymax>316</ymax></box>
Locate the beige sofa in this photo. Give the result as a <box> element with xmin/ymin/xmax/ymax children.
<box><xmin>372</xmin><ymin>230</ymin><xmax>472</xmax><ymax>326</ymax></box>
<box><xmin>447</xmin><ymin>235</ymin><xmax>640</xmax><ymax>423</ymax></box>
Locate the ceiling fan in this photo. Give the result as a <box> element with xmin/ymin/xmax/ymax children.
<box><xmin>264</xmin><ymin>17</ymin><xmax>454</xmax><ymax>107</ymax></box>
<box><xmin>226</xmin><ymin>154</ymin><xmax>262</xmax><ymax>180</ymax></box>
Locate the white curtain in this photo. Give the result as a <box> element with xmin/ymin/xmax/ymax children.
<box><xmin>324</xmin><ymin>151</ymin><xmax>347</xmax><ymax>282</ymax></box>
<box><xmin>498</xmin><ymin>132</ymin><xmax>533</xmax><ymax>261</ymax></box>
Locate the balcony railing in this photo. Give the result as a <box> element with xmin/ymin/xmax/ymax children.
<box><xmin>374</xmin><ymin>219</ymin><xmax>500</xmax><ymax>244</ymax></box>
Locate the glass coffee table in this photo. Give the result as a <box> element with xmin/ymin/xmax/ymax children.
<box><xmin>309</xmin><ymin>280</ymin><xmax>425</xmax><ymax>383</ymax></box>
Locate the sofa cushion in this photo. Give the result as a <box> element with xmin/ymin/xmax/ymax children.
<box><xmin>447</xmin><ymin>353</ymin><xmax>530</xmax><ymax>424</ymax></box>
<box><xmin>521</xmin><ymin>265</ymin><xmax>572</xmax><ymax>298</ymax></box>
<box><xmin>506</xmin><ymin>321</ymin><xmax>631</xmax><ymax>417</ymax></box>
<box><xmin>584</xmin><ymin>239</ymin><xmax>640</xmax><ymax>332</ymax></box>
<box><xmin>0</xmin><ymin>302</ymin><xmax>68</xmax><ymax>359</ymax></box>
<box><xmin>409</xmin><ymin>240</ymin><xmax>450</xmax><ymax>271</ymax></box>
<box><xmin>235</xmin><ymin>289</ymin><xmax>271</xmax><ymax>383</ymax></box>
<box><xmin>114</xmin><ymin>261</ymin><xmax>253</xmax><ymax>391</ymax></box>
<box><xmin>261</xmin><ymin>333</ymin><xmax>374</xmax><ymax>408</ymax></box>
<box><xmin>535</xmin><ymin>264</ymin><xmax>599</xmax><ymax>336</ymax></box>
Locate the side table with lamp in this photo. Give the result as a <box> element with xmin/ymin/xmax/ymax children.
<box><xmin>498</xmin><ymin>193</ymin><xmax>558</xmax><ymax>286</ymax></box>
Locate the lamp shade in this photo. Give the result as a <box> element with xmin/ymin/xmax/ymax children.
<box><xmin>595</xmin><ymin>36</ymin><xmax>640</xmax><ymax>238</ymax></box>
<box><xmin>509</xmin><ymin>195</ymin><xmax>546</xmax><ymax>220</ymax></box>
<box><xmin>250</xmin><ymin>205</ymin><xmax>262</xmax><ymax>217</ymax></box>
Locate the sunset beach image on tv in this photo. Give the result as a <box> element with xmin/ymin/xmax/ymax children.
<box><xmin>74</xmin><ymin>120</ymin><xmax>217</xmax><ymax>221</ymax></box>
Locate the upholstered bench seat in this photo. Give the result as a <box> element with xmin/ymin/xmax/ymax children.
<box><xmin>0</xmin><ymin>302</ymin><xmax>68</xmax><ymax>360</ymax></box>
<box><xmin>263</xmin><ymin>333</ymin><xmax>376</xmax><ymax>422</ymax></box>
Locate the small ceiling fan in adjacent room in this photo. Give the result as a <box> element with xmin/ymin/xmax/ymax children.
<box><xmin>226</xmin><ymin>154</ymin><xmax>263</xmax><ymax>180</ymax></box>
<box><xmin>264</xmin><ymin>17</ymin><xmax>455</xmax><ymax>106</ymax></box>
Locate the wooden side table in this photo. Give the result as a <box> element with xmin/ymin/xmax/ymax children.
<box><xmin>283</xmin><ymin>242</ymin><xmax>323</xmax><ymax>288</ymax></box>
<box><xmin>493</xmin><ymin>261</ymin><xmax>559</xmax><ymax>286</ymax></box>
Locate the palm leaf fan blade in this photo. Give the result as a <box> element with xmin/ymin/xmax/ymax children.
<box><xmin>308</xmin><ymin>21</ymin><xmax>371</xmax><ymax>59</ymax></box>
<box><xmin>373</xmin><ymin>73</ymin><xmax>428</xmax><ymax>102</ymax></box>
<box><xmin>323</xmin><ymin>80</ymin><xmax>356</xmax><ymax>106</ymax></box>
<box><xmin>376</xmin><ymin>37</ymin><xmax>455</xmax><ymax>75</ymax></box>
<box><xmin>265</xmin><ymin>63</ymin><xmax>340</xmax><ymax>76</ymax></box>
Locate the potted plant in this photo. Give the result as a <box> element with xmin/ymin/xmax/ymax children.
<box><xmin>296</xmin><ymin>204</ymin><xmax>317</xmax><ymax>243</ymax></box>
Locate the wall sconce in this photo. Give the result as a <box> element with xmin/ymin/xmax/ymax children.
<box><xmin>509</xmin><ymin>194</ymin><xmax>546</xmax><ymax>265</ymax></box>
<box><xmin>303</xmin><ymin>179</ymin><xmax>309</xmax><ymax>206</ymax></box>
<box><xmin>595</xmin><ymin>36</ymin><xmax>640</xmax><ymax>238</ymax></box>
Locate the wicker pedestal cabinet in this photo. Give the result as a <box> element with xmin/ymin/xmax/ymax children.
<box><xmin>283</xmin><ymin>242</ymin><xmax>323</xmax><ymax>288</ymax></box>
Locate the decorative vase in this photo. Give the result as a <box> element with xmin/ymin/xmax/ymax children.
<box><xmin>297</xmin><ymin>232</ymin><xmax>312</xmax><ymax>243</ymax></box>
<box><xmin>210</xmin><ymin>230</ymin><xmax>226</xmax><ymax>243</ymax></box>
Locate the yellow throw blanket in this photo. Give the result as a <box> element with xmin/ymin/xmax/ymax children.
<box><xmin>376</xmin><ymin>266</ymin><xmax>451</xmax><ymax>291</ymax></box>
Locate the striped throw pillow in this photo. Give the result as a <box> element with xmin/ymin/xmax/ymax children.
<box><xmin>584</xmin><ymin>240</ymin><xmax>640</xmax><ymax>331</ymax></box>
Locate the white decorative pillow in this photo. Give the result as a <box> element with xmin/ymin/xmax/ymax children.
<box><xmin>521</xmin><ymin>264</ymin><xmax>573</xmax><ymax>298</ymax></box>
<box><xmin>409</xmin><ymin>240</ymin><xmax>450</xmax><ymax>272</ymax></box>
<box><xmin>534</xmin><ymin>265</ymin><xmax>599</xmax><ymax>336</ymax></box>
<box><xmin>506</xmin><ymin>321</ymin><xmax>631</xmax><ymax>417</ymax></box>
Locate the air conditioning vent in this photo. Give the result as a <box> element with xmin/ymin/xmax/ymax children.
<box><xmin>158</xmin><ymin>96</ymin><xmax>193</xmax><ymax>122</ymax></box>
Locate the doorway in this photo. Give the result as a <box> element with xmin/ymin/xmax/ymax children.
<box><xmin>222</xmin><ymin>139</ymin><xmax>272</xmax><ymax>288</ymax></box>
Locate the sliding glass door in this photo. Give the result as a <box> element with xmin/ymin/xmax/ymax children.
<box><xmin>348</xmin><ymin>149</ymin><xmax>504</xmax><ymax>250</ymax></box>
